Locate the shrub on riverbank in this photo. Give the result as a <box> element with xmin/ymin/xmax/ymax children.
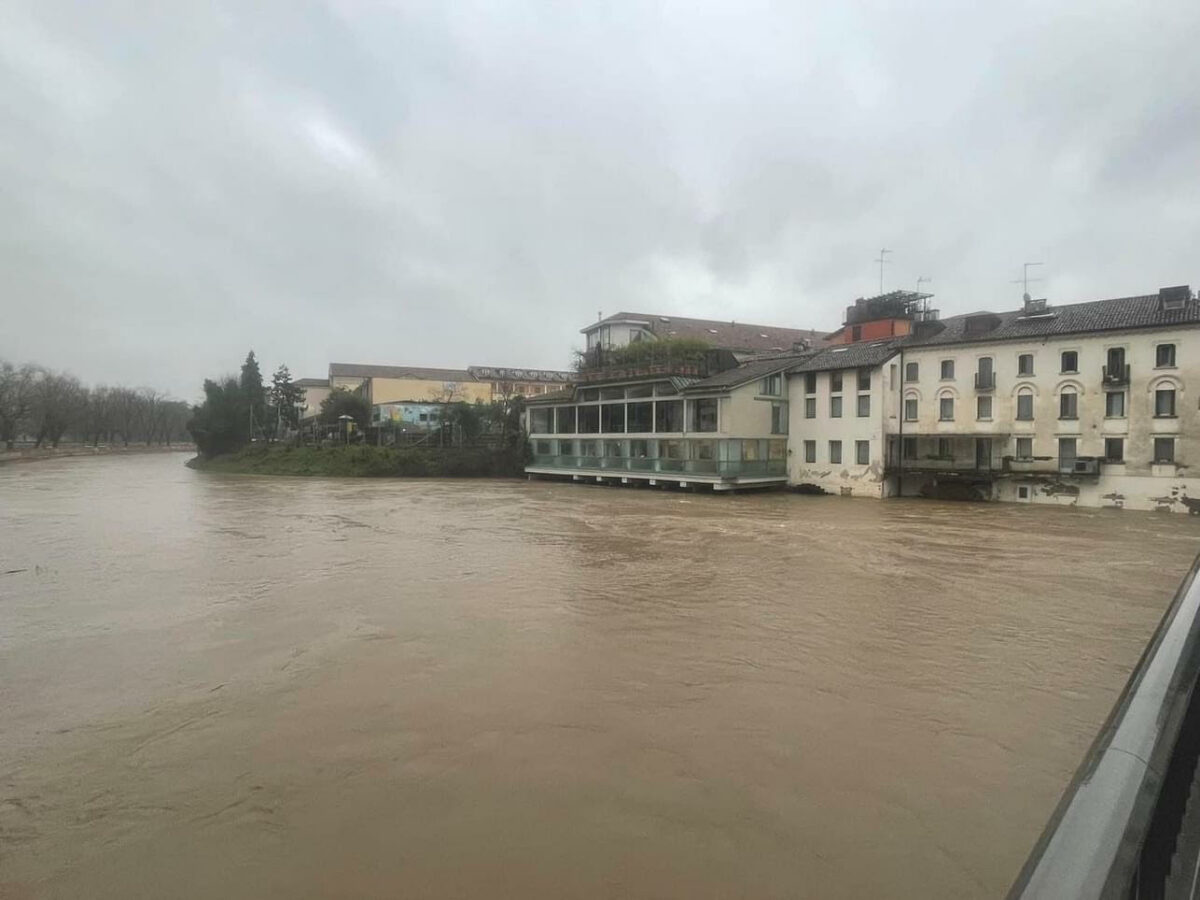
<box><xmin>187</xmin><ymin>443</ymin><xmax>529</xmax><ymax>478</ymax></box>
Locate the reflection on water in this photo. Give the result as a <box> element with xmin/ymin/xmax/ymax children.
<box><xmin>3</xmin><ymin>453</ymin><xmax>1200</xmax><ymax>898</ymax></box>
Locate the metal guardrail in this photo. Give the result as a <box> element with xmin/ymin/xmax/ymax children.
<box><xmin>1008</xmin><ymin>552</ymin><xmax>1200</xmax><ymax>898</ymax></box>
<box><xmin>528</xmin><ymin>454</ymin><xmax>786</xmax><ymax>478</ymax></box>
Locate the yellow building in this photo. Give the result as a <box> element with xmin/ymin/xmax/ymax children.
<box><xmin>326</xmin><ymin>363</ymin><xmax>574</xmax><ymax>407</ymax></box>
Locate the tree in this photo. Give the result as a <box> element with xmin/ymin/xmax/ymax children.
<box><xmin>82</xmin><ymin>386</ymin><xmax>116</xmax><ymax>446</ymax></box>
<box><xmin>187</xmin><ymin>377</ymin><xmax>247</xmax><ymax>459</ymax></box>
<box><xmin>269</xmin><ymin>364</ymin><xmax>304</xmax><ymax>437</ymax></box>
<box><xmin>240</xmin><ymin>351</ymin><xmax>267</xmax><ymax>440</ymax></box>
<box><xmin>319</xmin><ymin>388</ymin><xmax>371</xmax><ymax>431</ymax></box>
<box><xmin>429</xmin><ymin>381</ymin><xmax>466</xmax><ymax>446</ymax></box>
<box><xmin>29</xmin><ymin>370</ymin><xmax>86</xmax><ymax>448</ymax></box>
<box><xmin>0</xmin><ymin>361</ymin><xmax>37</xmax><ymax>449</ymax></box>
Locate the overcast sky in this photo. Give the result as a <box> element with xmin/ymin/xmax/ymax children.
<box><xmin>3</xmin><ymin>1</ymin><xmax>1198</xmax><ymax>399</ymax></box>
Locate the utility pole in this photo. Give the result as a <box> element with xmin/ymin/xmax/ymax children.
<box><xmin>875</xmin><ymin>248</ymin><xmax>892</xmax><ymax>295</ymax></box>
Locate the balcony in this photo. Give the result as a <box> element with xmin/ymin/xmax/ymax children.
<box><xmin>974</xmin><ymin>372</ymin><xmax>996</xmax><ymax>391</ymax></box>
<box><xmin>1103</xmin><ymin>363</ymin><xmax>1131</xmax><ymax>386</ymax></box>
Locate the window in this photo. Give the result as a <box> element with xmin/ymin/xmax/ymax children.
<box><xmin>554</xmin><ymin>407</ymin><xmax>576</xmax><ymax>434</ymax></box>
<box><xmin>1155</xmin><ymin>388</ymin><xmax>1177</xmax><ymax>417</ymax></box>
<box><xmin>830</xmin><ymin>396</ymin><xmax>843</xmax><ymax>418</ymax></box>
<box><xmin>530</xmin><ymin>408</ymin><xmax>553</xmax><ymax>433</ymax></box>
<box><xmin>659</xmin><ymin>440</ymin><xmax>682</xmax><ymax>460</ymax></box>
<box><xmin>902</xmin><ymin>437</ymin><xmax>917</xmax><ymax>459</ymax></box>
<box><xmin>534</xmin><ymin>439</ymin><xmax>553</xmax><ymax>455</ymax></box>
<box><xmin>905</xmin><ymin>362</ymin><xmax>919</xmax><ymax>382</ymax></box>
<box><xmin>977</xmin><ymin>395</ymin><xmax>992</xmax><ymax>420</ymax></box>
<box><xmin>904</xmin><ymin>398</ymin><xmax>917</xmax><ymax>421</ymax></box>
<box><xmin>770</xmin><ymin>403</ymin><xmax>788</xmax><ymax>435</ymax></box>
<box><xmin>804</xmin><ymin>397</ymin><xmax>816</xmax><ymax>418</ymax></box>
<box><xmin>856</xmin><ymin>394</ymin><xmax>870</xmax><ymax>417</ymax></box>
<box><xmin>600</xmin><ymin>403</ymin><xmax>626</xmax><ymax>433</ymax></box>
<box><xmin>1155</xmin><ymin>437</ymin><xmax>1176</xmax><ymax>463</ymax></box>
<box><xmin>1157</xmin><ymin>344</ymin><xmax>1177</xmax><ymax>368</ymax></box>
<box><xmin>1061</xmin><ymin>351</ymin><xmax>1078</xmax><ymax>373</ymax></box>
<box><xmin>761</xmin><ymin>374</ymin><xmax>782</xmax><ymax>396</ymax></box>
<box><xmin>1105</xmin><ymin>391</ymin><xmax>1125</xmax><ymax>418</ymax></box>
<box><xmin>1015</xmin><ymin>437</ymin><xmax>1033</xmax><ymax>460</ymax></box>
<box><xmin>578</xmin><ymin>405</ymin><xmax>600</xmax><ymax>433</ymax></box>
<box><xmin>691</xmin><ymin>398</ymin><xmax>718</xmax><ymax>432</ymax></box>
<box><xmin>857</xmin><ymin>368</ymin><xmax>871</xmax><ymax>391</ymax></box>
<box><xmin>829</xmin><ymin>440</ymin><xmax>842</xmax><ymax>464</ymax></box>
<box><xmin>855</xmin><ymin>440</ymin><xmax>870</xmax><ymax>465</ymax></box>
<box><xmin>805</xmin><ymin>373</ymin><xmax>817</xmax><ymax>393</ymax></box>
<box><xmin>1018</xmin><ymin>353</ymin><xmax>1034</xmax><ymax>376</ymax></box>
<box><xmin>830</xmin><ymin>371</ymin><xmax>843</xmax><ymax>392</ymax></box>
<box><xmin>693</xmin><ymin>439</ymin><xmax>715</xmax><ymax>461</ymax></box>
<box><xmin>850</xmin><ymin>325</ymin><xmax>862</xmax><ymax>342</ymax></box>
<box><xmin>939</xmin><ymin>396</ymin><xmax>954</xmax><ymax>421</ymax></box>
<box><xmin>627</xmin><ymin>402</ymin><xmax>653</xmax><ymax>432</ymax></box>
<box><xmin>1059</xmin><ymin>389</ymin><xmax>1078</xmax><ymax>419</ymax></box>
<box><xmin>1059</xmin><ymin>437</ymin><xmax>1077</xmax><ymax>464</ymax></box>
<box><xmin>940</xmin><ymin>360</ymin><xmax>955</xmax><ymax>380</ymax></box>
<box><xmin>579</xmin><ymin>388</ymin><xmax>599</xmax><ymax>402</ymax></box>
<box><xmin>1016</xmin><ymin>390</ymin><xmax>1034</xmax><ymax>420</ymax></box>
<box><xmin>803</xmin><ymin>440</ymin><xmax>816</xmax><ymax>463</ymax></box>
<box><xmin>627</xmin><ymin>384</ymin><xmax>654</xmax><ymax>398</ymax></box>
<box><xmin>1105</xmin><ymin>438</ymin><xmax>1124</xmax><ymax>462</ymax></box>
<box><xmin>937</xmin><ymin>438</ymin><xmax>951</xmax><ymax>459</ymax></box>
<box><xmin>600</xmin><ymin>387</ymin><xmax>625</xmax><ymax>400</ymax></box>
<box><xmin>655</xmin><ymin>400</ymin><xmax>684</xmax><ymax>432</ymax></box>
<box><xmin>1106</xmin><ymin>347</ymin><xmax>1126</xmax><ymax>377</ymax></box>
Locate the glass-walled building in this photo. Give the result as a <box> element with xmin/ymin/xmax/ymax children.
<box><xmin>525</xmin><ymin>360</ymin><xmax>800</xmax><ymax>490</ymax></box>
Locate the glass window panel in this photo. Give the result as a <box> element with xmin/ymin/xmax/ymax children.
<box><xmin>600</xmin><ymin>403</ymin><xmax>625</xmax><ymax>433</ymax></box>
<box><xmin>830</xmin><ymin>396</ymin><xmax>843</xmax><ymax>418</ymax></box>
<box><xmin>803</xmin><ymin>440</ymin><xmax>816</xmax><ymax>462</ymax></box>
<box><xmin>977</xmin><ymin>395</ymin><xmax>992</xmax><ymax>419</ymax></box>
<box><xmin>1016</xmin><ymin>392</ymin><xmax>1033</xmax><ymax>420</ymax></box>
<box><xmin>691</xmin><ymin>398</ymin><xmax>718</xmax><ymax>432</ymax></box>
<box><xmin>1156</xmin><ymin>389</ymin><xmax>1177</xmax><ymax>417</ymax></box>
<box><xmin>856</xmin><ymin>394</ymin><xmax>870</xmax><ymax>417</ymax></box>
<box><xmin>855</xmin><ymin>440</ymin><xmax>869</xmax><ymax>465</ymax></box>
<box><xmin>577</xmin><ymin>405</ymin><xmax>599</xmax><ymax>433</ymax></box>
<box><xmin>1155</xmin><ymin>437</ymin><xmax>1175</xmax><ymax>463</ymax></box>
<box><xmin>828</xmin><ymin>440</ymin><xmax>842</xmax><ymax>464</ymax></box>
<box><xmin>904</xmin><ymin>398</ymin><xmax>917</xmax><ymax>421</ymax></box>
<box><xmin>904</xmin><ymin>362</ymin><xmax>918</xmax><ymax>382</ymax></box>
<box><xmin>627</xmin><ymin>401</ymin><xmax>653</xmax><ymax>432</ymax></box>
<box><xmin>1061</xmin><ymin>351</ymin><xmax>1078</xmax><ymax>373</ymax></box>
<box><xmin>1157</xmin><ymin>344</ymin><xmax>1177</xmax><ymax>367</ymax></box>
<box><xmin>1105</xmin><ymin>391</ymin><xmax>1125</xmax><ymax>417</ymax></box>
<box><xmin>655</xmin><ymin>399</ymin><xmax>684</xmax><ymax>432</ymax></box>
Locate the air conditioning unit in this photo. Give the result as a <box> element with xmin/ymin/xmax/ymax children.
<box><xmin>1071</xmin><ymin>458</ymin><xmax>1100</xmax><ymax>475</ymax></box>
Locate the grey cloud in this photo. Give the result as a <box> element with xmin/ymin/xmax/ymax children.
<box><xmin>1</xmin><ymin>0</ymin><xmax>1198</xmax><ymax>399</ymax></box>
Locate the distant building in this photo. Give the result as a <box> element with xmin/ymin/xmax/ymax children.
<box><xmin>582</xmin><ymin>312</ymin><xmax>824</xmax><ymax>355</ymax></box>
<box><xmin>327</xmin><ymin>362</ymin><xmax>573</xmax><ymax>408</ymax></box>
<box><xmin>294</xmin><ymin>378</ymin><xmax>331</xmax><ymax>421</ymax></box>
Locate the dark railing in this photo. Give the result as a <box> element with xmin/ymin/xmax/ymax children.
<box><xmin>892</xmin><ymin>456</ymin><xmax>1102</xmax><ymax>476</ymax></box>
<box><xmin>1103</xmin><ymin>363</ymin><xmax>1131</xmax><ymax>385</ymax></box>
<box><xmin>529</xmin><ymin>454</ymin><xmax>786</xmax><ymax>478</ymax></box>
<box><xmin>1008</xmin><ymin>552</ymin><xmax>1200</xmax><ymax>898</ymax></box>
<box><xmin>975</xmin><ymin>371</ymin><xmax>996</xmax><ymax>390</ymax></box>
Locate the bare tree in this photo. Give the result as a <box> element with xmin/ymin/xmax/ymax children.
<box><xmin>29</xmin><ymin>370</ymin><xmax>86</xmax><ymax>448</ymax></box>
<box><xmin>0</xmin><ymin>361</ymin><xmax>38</xmax><ymax>449</ymax></box>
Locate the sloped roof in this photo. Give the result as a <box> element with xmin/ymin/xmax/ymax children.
<box><xmin>682</xmin><ymin>353</ymin><xmax>816</xmax><ymax>392</ymax></box>
<box><xmin>905</xmin><ymin>292</ymin><xmax>1200</xmax><ymax>347</ymax></box>
<box><xmin>582</xmin><ymin>312</ymin><xmax>826</xmax><ymax>353</ymax></box>
<box><xmin>330</xmin><ymin>363</ymin><xmax>475</xmax><ymax>382</ymax></box>
<box><xmin>787</xmin><ymin>341</ymin><xmax>903</xmax><ymax>373</ymax></box>
<box><xmin>294</xmin><ymin>378</ymin><xmax>330</xmax><ymax>387</ymax></box>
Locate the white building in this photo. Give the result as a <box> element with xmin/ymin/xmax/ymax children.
<box><xmin>892</xmin><ymin>287</ymin><xmax>1200</xmax><ymax>511</ymax></box>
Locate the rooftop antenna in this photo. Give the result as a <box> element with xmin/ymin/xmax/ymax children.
<box><xmin>874</xmin><ymin>248</ymin><xmax>892</xmax><ymax>294</ymax></box>
<box><xmin>1012</xmin><ymin>262</ymin><xmax>1044</xmax><ymax>303</ymax></box>
<box><xmin>916</xmin><ymin>275</ymin><xmax>931</xmax><ymax>293</ymax></box>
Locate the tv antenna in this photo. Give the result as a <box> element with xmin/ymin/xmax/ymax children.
<box><xmin>874</xmin><ymin>248</ymin><xmax>892</xmax><ymax>294</ymax></box>
<box><xmin>1012</xmin><ymin>262</ymin><xmax>1044</xmax><ymax>302</ymax></box>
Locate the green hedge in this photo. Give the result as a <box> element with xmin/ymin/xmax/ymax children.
<box><xmin>187</xmin><ymin>444</ymin><xmax>528</xmax><ymax>478</ymax></box>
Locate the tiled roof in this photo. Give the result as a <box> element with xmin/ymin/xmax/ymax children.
<box><xmin>582</xmin><ymin>312</ymin><xmax>827</xmax><ymax>353</ymax></box>
<box><xmin>787</xmin><ymin>341</ymin><xmax>902</xmax><ymax>373</ymax></box>
<box><xmin>904</xmin><ymin>291</ymin><xmax>1200</xmax><ymax>347</ymax></box>
<box><xmin>294</xmin><ymin>378</ymin><xmax>330</xmax><ymax>387</ymax></box>
<box><xmin>467</xmin><ymin>365</ymin><xmax>574</xmax><ymax>382</ymax></box>
<box><xmin>330</xmin><ymin>363</ymin><xmax>475</xmax><ymax>382</ymax></box>
<box><xmin>682</xmin><ymin>353</ymin><xmax>815</xmax><ymax>392</ymax></box>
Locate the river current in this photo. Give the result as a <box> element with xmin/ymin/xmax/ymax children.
<box><xmin>3</xmin><ymin>452</ymin><xmax>1200</xmax><ymax>898</ymax></box>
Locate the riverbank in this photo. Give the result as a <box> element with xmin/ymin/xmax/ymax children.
<box><xmin>187</xmin><ymin>443</ymin><xmax>528</xmax><ymax>477</ymax></box>
<box><xmin>0</xmin><ymin>444</ymin><xmax>194</xmax><ymax>465</ymax></box>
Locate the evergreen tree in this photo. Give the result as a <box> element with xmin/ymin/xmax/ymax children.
<box><xmin>187</xmin><ymin>377</ymin><xmax>247</xmax><ymax>458</ymax></box>
<box><xmin>269</xmin><ymin>364</ymin><xmax>304</xmax><ymax>435</ymax></box>
<box><xmin>239</xmin><ymin>351</ymin><xmax>267</xmax><ymax>440</ymax></box>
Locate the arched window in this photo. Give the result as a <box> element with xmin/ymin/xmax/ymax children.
<box><xmin>1016</xmin><ymin>388</ymin><xmax>1034</xmax><ymax>421</ymax></box>
<box><xmin>1058</xmin><ymin>386</ymin><xmax>1078</xmax><ymax>420</ymax></box>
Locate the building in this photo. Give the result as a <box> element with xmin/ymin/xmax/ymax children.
<box><xmin>526</xmin><ymin>310</ymin><xmax>827</xmax><ymax>490</ymax></box>
<box><xmin>893</xmin><ymin>286</ymin><xmax>1200</xmax><ymax>511</ymax></box>
<box><xmin>583</xmin><ymin>312</ymin><xmax>825</xmax><ymax>355</ymax></box>
<box><xmin>295</xmin><ymin>378</ymin><xmax>332</xmax><ymax>421</ymax></box>
<box><xmin>324</xmin><ymin>362</ymin><xmax>573</xmax><ymax>407</ymax></box>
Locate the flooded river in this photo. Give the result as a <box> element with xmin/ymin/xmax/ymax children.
<box><xmin>4</xmin><ymin>453</ymin><xmax>1200</xmax><ymax>898</ymax></box>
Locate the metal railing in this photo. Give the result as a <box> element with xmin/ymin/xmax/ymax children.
<box><xmin>1008</xmin><ymin>552</ymin><xmax>1200</xmax><ymax>898</ymax></box>
<box><xmin>975</xmin><ymin>371</ymin><xmax>996</xmax><ymax>390</ymax></box>
<box><xmin>529</xmin><ymin>454</ymin><xmax>786</xmax><ymax>478</ymax></box>
<box><xmin>1103</xmin><ymin>363</ymin><xmax>1131</xmax><ymax>385</ymax></box>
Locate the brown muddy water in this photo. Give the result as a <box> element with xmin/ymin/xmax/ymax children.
<box><xmin>3</xmin><ymin>453</ymin><xmax>1200</xmax><ymax>899</ymax></box>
